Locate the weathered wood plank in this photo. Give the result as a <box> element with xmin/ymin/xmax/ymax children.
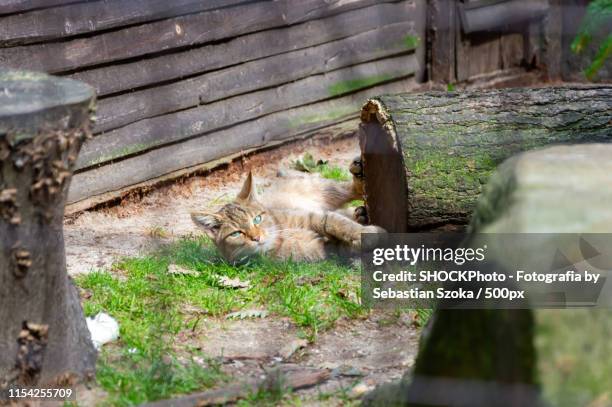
<box><xmin>428</xmin><ymin>0</ymin><xmax>456</xmax><ymax>83</ymax></box>
<box><xmin>68</xmin><ymin>77</ymin><xmax>419</xmax><ymax>205</ymax></box>
<box><xmin>69</xmin><ymin>1</ymin><xmax>419</xmax><ymax>97</ymax></box>
<box><xmin>93</xmin><ymin>21</ymin><xmax>419</xmax><ymax>133</ymax></box>
<box><xmin>457</xmin><ymin>31</ymin><xmax>502</xmax><ymax>81</ymax></box>
<box><xmin>77</xmin><ymin>52</ymin><xmax>419</xmax><ymax>169</ymax></box>
<box><xmin>500</xmin><ymin>32</ymin><xmax>524</xmax><ymax>69</ymax></box>
<box><xmin>66</xmin><ymin>119</ymin><xmax>360</xmax><ymax>214</ymax></box>
<box><xmin>0</xmin><ymin>0</ymin><xmax>398</xmax><ymax>73</ymax></box>
<box><xmin>543</xmin><ymin>0</ymin><xmax>562</xmax><ymax>80</ymax></box>
<box><xmin>0</xmin><ymin>0</ymin><xmax>78</xmax><ymax>15</ymax></box>
<box><xmin>412</xmin><ymin>0</ymin><xmax>427</xmax><ymax>83</ymax></box>
<box><xmin>0</xmin><ymin>0</ymin><xmax>246</xmax><ymax>46</ymax></box>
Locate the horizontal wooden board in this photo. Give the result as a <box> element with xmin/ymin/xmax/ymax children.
<box><xmin>93</xmin><ymin>21</ymin><xmax>420</xmax><ymax>133</ymax></box>
<box><xmin>77</xmin><ymin>52</ymin><xmax>420</xmax><ymax>169</ymax></box>
<box><xmin>0</xmin><ymin>0</ymin><xmax>397</xmax><ymax>73</ymax></box>
<box><xmin>70</xmin><ymin>1</ymin><xmax>418</xmax><ymax>97</ymax></box>
<box><xmin>0</xmin><ymin>0</ymin><xmax>246</xmax><ymax>46</ymax></box>
<box><xmin>65</xmin><ymin>119</ymin><xmax>361</xmax><ymax>215</ymax></box>
<box><xmin>68</xmin><ymin>77</ymin><xmax>419</xmax><ymax>204</ymax></box>
<box><xmin>0</xmin><ymin>0</ymin><xmax>79</xmax><ymax>15</ymax></box>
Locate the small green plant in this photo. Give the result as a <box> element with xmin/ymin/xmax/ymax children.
<box><xmin>403</xmin><ymin>35</ymin><xmax>421</xmax><ymax>50</ymax></box>
<box><xmin>446</xmin><ymin>83</ymin><xmax>456</xmax><ymax>92</ymax></box>
<box><xmin>571</xmin><ymin>0</ymin><xmax>612</xmax><ymax>80</ymax></box>
<box><xmin>414</xmin><ymin>308</ymin><xmax>433</xmax><ymax>327</ymax></box>
<box><xmin>292</xmin><ymin>153</ymin><xmax>351</xmax><ymax>181</ymax></box>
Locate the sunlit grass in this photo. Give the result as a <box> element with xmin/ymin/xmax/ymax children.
<box><xmin>76</xmin><ymin>237</ymin><xmax>366</xmax><ymax>405</ymax></box>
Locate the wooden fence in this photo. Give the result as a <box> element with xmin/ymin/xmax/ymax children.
<box><xmin>0</xmin><ymin>0</ymin><xmax>603</xmax><ymax>212</ymax></box>
<box><xmin>0</xmin><ymin>0</ymin><xmax>426</xmax><ymax>211</ymax></box>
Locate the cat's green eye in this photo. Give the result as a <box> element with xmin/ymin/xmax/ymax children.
<box><xmin>230</xmin><ymin>231</ymin><xmax>242</xmax><ymax>238</ymax></box>
<box><xmin>253</xmin><ymin>215</ymin><xmax>262</xmax><ymax>224</ymax></box>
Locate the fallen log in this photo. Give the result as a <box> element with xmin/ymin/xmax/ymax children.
<box><xmin>359</xmin><ymin>86</ymin><xmax>612</xmax><ymax>232</ymax></box>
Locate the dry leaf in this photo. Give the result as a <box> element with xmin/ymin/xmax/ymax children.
<box><xmin>217</xmin><ymin>275</ymin><xmax>251</xmax><ymax>289</ymax></box>
<box><xmin>168</xmin><ymin>264</ymin><xmax>200</xmax><ymax>276</ymax></box>
<box><xmin>348</xmin><ymin>382</ymin><xmax>375</xmax><ymax>399</ymax></box>
<box><xmin>279</xmin><ymin>338</ymin><xmax>308</xmax><ymax>359</ymax></box>
<box><xmin>226</xmin><ymin>309</ymin><xmax>268</xmax><ymax>320</ymax></box>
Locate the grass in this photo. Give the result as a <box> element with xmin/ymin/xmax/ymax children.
<box><xmin>76</xmin><ymin>234</ymin><xmax>610</xmax><ymax>406</ymax></box>
<box><xmin>76</xmin><ymin>237</ymin><xmax>368</xmax><ymax>405</ymax></box>
<box><xmin>403</xmin><ymin>34</ymin><xmax>421</xmax><ymax>50</ymax></box>
<box><xmin>571</xmin><ymin>0</ymin><xmax>612</xmax><ymax>80</ymax></box>
<box><xmin>292</xmin><ymin>153</ymin><xmax>351</xmax><ymax>181</ymax></box>
<box><xmin>536</xmin><ymin>309</ymin><xmax>612</xmax><ymax>407</ymax></box>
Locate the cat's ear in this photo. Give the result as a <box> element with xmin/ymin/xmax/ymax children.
<box><xmin>236</xmin><ymin>171</ymin><xmax>258</xmax><ymax>203</ymax></box>
<box><xmin>191</xmin><ymin>211</ymin><xmax>221</xmax><ymax>238</ymax></box>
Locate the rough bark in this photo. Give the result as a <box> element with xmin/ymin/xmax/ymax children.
<box><xmin>0</xmin><ymin>69</ymin><xmax>96</xmax><ymax>386</ymax></box>
<box><xmin>359</xmin><ymin>86</ymin><xmax>612</xmax><ymax>232</ymax></box>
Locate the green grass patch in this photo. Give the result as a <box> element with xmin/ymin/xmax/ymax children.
<box><xmin>292</xmin><ymin>153</ymin><xmax>351</xmax><ymax>181</ymax></box>
<box><xmin>76</xmin><ymin>237</ymin><xmax>366</xmax><ymax>404</ymax></box>
<box><xmin>571</xmin><ymin>0</ymin><xmax>612</xmax><ymax>80</ymax></box>
<box><xmin>537</xmin><ymin>309</ymin><xmax>612</xmax><ymax>407</ymax></box>
<box><xmin>403</xmin><ymin>34</ymin><xmax>421</xmax><ymax>49</ymax></box>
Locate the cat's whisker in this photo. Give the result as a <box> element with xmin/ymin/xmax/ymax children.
<box><xmin>267</xmin><ymin>228</ymin><xmax>303</xmax><ymax>235</ymax></box>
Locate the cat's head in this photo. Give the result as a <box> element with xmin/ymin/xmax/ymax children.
<box><xmin>191</xmin><ymin>172</ymin><xmax>272</xmax><ymax>263</ymax></box>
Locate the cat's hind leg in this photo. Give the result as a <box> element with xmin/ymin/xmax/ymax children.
<box><xmin>311</xmin><ymin>211</ymin><xmax>384</xmax><ymax>249</ymax></box>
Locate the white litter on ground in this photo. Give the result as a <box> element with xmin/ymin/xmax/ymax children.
<box><xmin>86</xmin><ymin>312</ymin><xmax>120</xmax><ymax>350</ymax></box>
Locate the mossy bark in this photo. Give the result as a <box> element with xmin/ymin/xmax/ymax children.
<box><xmin>359</xmin><ymin>86</ymin><xmax>612</xmax><ymax>232</ymax></box>
<box><xmin>0</xmin><ymin>70</ymin><xmax>96</xmax><ymax>386</ymax></box>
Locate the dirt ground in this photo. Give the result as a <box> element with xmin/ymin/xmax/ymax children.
<box><xmin>64</xmin><ymin>136</ymin><xmax>362</xmax><ymax>275</ymax></box>
<box><xmin>65</xmin><ymin>135</ymin><xmax>420</xmax><ymax>404</ymax></box>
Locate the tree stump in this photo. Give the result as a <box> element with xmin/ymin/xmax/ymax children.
<box><xmin>359</xmin><ymin>86</ymin><xmax>612</xmax><ymax>232</ymax></box>
<box><xmin>0</xmin><ymin>70</ymin><xmax>96</xmax><ymax>386</ymax></box>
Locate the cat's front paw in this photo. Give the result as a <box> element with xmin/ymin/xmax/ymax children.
<box><xmin>353</xmin><ymin>205</ymin><xmax>369</xmax><ymax>225</ymax></box>
<box><xmin>349</xmin><ymin>156</ymin><xmax>364</xmax><ymax>179</ymax></box>
<box><xmin>349</xmin><ymin>156</ymin><xmax>365</xmax><ymax>197</ymax></box>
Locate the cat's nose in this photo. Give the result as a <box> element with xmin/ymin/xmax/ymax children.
<box><xmin>251</xmin><ymin>235</ymin><xmax>260</xmax><ymax>242</ymax></box>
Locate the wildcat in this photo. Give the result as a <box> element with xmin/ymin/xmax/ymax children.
<box><xmin>191</xmin><ymin>157</ymin><xmax>384</xmax><ymax>263</ymax></box>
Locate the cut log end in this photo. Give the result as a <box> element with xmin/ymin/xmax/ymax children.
<box><xmin>0</xmin><ymin>69</ymin><xmax>94</xmax><ymax>135</ymax></box>
<box><xmin>359</xmin><ymin>100</ymin><xmax>408</xmax><ymax>233</ymax></box>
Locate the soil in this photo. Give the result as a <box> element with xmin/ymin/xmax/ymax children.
<box><xmin>64</xmin><ymin>135</ymin><xmax>420</xmax><ymax>404</ymax></box>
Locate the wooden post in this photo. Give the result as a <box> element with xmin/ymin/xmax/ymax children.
<box><xmin>427</xmin><ymin>0</ymin><xmax>457</xmax><ymax>84</ymax></box>
<box><xmin>0</xmin><ymin>70</ymin><xmax>96</xmax><ymax>386</ymax></box>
